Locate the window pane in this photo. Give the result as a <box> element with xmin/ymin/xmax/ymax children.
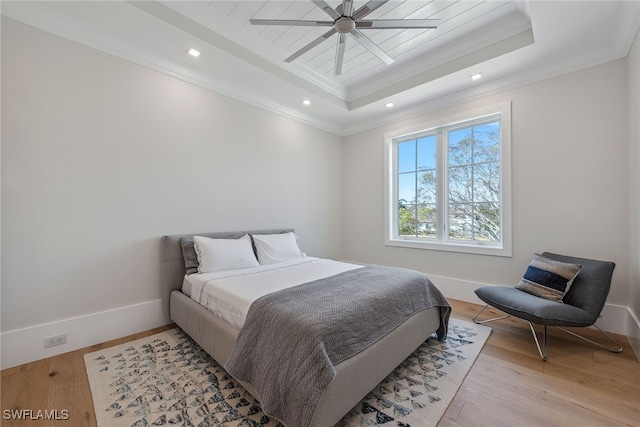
<box><xmin>398</xmin><ymin>139</ymin><xmax>416</xmax><ymax>173</ymax></box>
<box><xmin>448</xmin><ymin>203</ymin><xmax>474</xmax><ymax>240</ymax></box>
<box><xmin>448</xmin><ymin>165</ymin><xmax>472</xmax><ymax>203</ymax></box>
<box><xmin>417</xmin><ymin>204</ymin><xmax>436</xmax><ymax>222</ymax></box>
<box><xmin>398</xmin><ymin>172</ymin><xmax>416</xmax><ymax>204</ymax></box>
<box><xmin>398</xmin><ymin>203</ymin><xmax>417</xmax><ymax>236</ymax></box>
<box><xmin>448</xmin><ymin>202</ymin><xmax>501</xmax><ymax>242</ymax></box>
<box><xmin>474</xmin><ymin>202</ymin><xmax>501</xmax><ymax>242</ymax></box>
<box><xmin>448</xmin><ymin>128</ymin><xmax>472</xmax><ymax>166</ymax></box>
<box><xmin>473</xmin><ymin>121</ymin><xmax>500</xmax><ymax>163</ymax></box>
<box><xmin>417</xmin><ymin>223</ymin><xmax>437</xmax><ymax>238</ymax></box>
<box><xmin>473</xmin><ymin>162</ymin><xmax>500</xmax><ymax>202</ymax></box>
<box><xmin>417</xmin><ymin>135</ymin><xmax>436</xmax><ymax>170</ymax></box>
<box><xmin>417</xmin><ymin>169</ymin><xmax>437</xmax><ymax>204</ymax></box>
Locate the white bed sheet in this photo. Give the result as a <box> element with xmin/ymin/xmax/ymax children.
<box><xmin>182</xmin><ymin>257</ymin><xmax>363</xmax><ymax>329</ymax></box>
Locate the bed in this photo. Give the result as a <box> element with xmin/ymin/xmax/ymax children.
<box><xmin>161</xmin><ymin>229</ymin><xmax>450</xmax><ymax>427</ymax></box>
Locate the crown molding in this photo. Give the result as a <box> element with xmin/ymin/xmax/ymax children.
<box><xmin>341</xmin><ymin>43</ymin><xmax>630</xmax><ymax>137</ymax></box>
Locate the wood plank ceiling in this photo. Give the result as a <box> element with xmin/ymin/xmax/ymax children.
<box><xmin>166</xmin><ymin>1</ymin><xmax>513</xmax><ymax>84</ymax></box>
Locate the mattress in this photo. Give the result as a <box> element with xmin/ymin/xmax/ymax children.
<box><xmin>182</xmin><ymin>256</ymin><xmax>363</xmax><ymax>329</ymax></box>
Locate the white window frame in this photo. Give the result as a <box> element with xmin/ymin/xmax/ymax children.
<box><xmin>384</xmin><ymin>102</ymin><xmax>512</xmax><ymax>257</ymax></box>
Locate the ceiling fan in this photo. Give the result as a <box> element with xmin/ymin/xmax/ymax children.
<box><xmin>250</xmin><ymin>0</ymin><xmax>440</xmax><ymax>76</ymax></box>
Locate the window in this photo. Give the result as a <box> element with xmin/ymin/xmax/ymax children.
<box><xmin>384</xmin><ymin>102</ymin><xmax>511</xmax><ymax>256</ymax></box>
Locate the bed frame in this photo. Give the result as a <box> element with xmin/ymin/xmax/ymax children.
<box><xmin>161</xmin><ymin>229</ymin><xmax>441</xmax><ymax>426</ymax></box>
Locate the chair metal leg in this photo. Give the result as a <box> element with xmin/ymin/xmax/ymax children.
<box><xmin>526</xmin><ymin>321</ymin><xmax>547</xmax><ymax>361</ymax></box>
<box><xmin>473</xmin><ymin>304</ymin><xmax>548</xmax><ymax>360</ymax></box>
<box><xmin>555</xmin><ymin>324</ymin><xmax>623</xmax><ymax>353</ymax></box>
<box><xmin>472</xmin><ymin>305</ymin><xmax>623</xmax><ymax>360</ymax></box>
<box><xmin>472</xmin><ymin>304</ymin><xmax>622</xmax><ymax>361</ymax></box>
<box><xmin>472</xmin><ymin>304</ymin><xmax>510</xmax><ymax>324</ymax></box>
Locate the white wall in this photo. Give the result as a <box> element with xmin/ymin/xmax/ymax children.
<box><xmin>342</xmin><ymin>60</ymin><xmax>631</xmax><ymax>326</ymax></box>
<box><xmin>627</xmin><ymin>27</ymin><xmax>640</xmax><ymax>357</ymax></box>
<box><xmin>1</xmin><ymin>18</ymin><xmax>343</xmax><ymax>367</ymax></box>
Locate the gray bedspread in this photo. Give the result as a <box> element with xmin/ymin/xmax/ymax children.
<box><xmin>224</xmin><ymin>265</ymin><xmax>451</xmax><ymax>427</ymax></box>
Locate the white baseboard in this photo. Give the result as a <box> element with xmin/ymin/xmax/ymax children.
<box><xmin>429</xmin><ymin>274</ymin><xmax>640</xmax><ymax>351</ymax></box>
<box><xmin>614</xmin><ymin>306</ymin><xmax>640</xmax><ymax>361</ymax></box>
<box><xmin>0</xmin><ymin>299</ymin><xmax>169</xmax><ymax>370</ymax></box>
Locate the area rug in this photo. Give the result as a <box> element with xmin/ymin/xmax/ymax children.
<box><xmin>85</xmin><ymin>319</ymin><xmax>491</xmax><ymax>427</ymax></box>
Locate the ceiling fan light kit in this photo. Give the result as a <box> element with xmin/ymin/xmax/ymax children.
<box><xmin>250</xmin><ymin>0</ymin><xmax>440</xmax><ymax>76</ymax></box>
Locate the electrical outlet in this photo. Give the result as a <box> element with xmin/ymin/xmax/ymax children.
<box><xmin>44</xmin><ymin>333</ymin><xmax>67</xmax><ymax>348</ymax></box>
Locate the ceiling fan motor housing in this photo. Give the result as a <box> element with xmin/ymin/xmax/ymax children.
<box><xmin>334</xmin><ymin>16</ymin><xmax>356</xmax><ymax>33</ymax></box>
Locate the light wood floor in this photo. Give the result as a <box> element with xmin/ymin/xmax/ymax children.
<box><xmin>2</xmin><ymin>299</ymin><xmax>639</xmax><ymax>426</ymax></box>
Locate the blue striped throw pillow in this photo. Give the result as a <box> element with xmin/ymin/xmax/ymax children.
<box><xmin>515</xmin><ymin>253</ymin><xmax>582</xmax><ymax>301</ymax></box>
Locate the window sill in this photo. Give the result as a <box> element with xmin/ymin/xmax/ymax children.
<box><xmin>385</xmin><ymin>237</ymin><xmax>512</xmax><ymax>257</ymax></box>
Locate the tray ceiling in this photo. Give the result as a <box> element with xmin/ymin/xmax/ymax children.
<box><xmin>2</xmin><ymin>1</ymin><xmax>639</xmax><ymax>136</ymax></box>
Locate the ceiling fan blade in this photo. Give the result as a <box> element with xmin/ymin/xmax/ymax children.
<box><xmin>356</xmin><ymin>19</ymin><xmax>440</xmax><ymax>29</ymax></box>
<box><xmin>311</xmin><ymin>0</ymin><xmax>340</xmax><ymax>20</ymax></box>
<box><xmin>337</xmin><ymin>0</ymin><xmax>354</xmax><ymax>17</ymax></box>
<box><xmin>250</xmin><ymin>19</ymin><xmax>333</xmax><ymax>27</ymax></box>
<box><xmin>349</xmin><ymin>29</ymin><xmax>394</xmax><ymax>65</ymax></box>
<box><xmin>334</xmin><ymin>33</ymin><xmax>347</xmax><ymax>76</ymax></box>
<box><xmin>352</xmin><ymin>0</ymin><xmax>389</xmax><ymax>21</ymax></box>
<box><xmin>285</xmin><ymin>28</ymin><xmax>337</xmax><ymax>63</ymax></box>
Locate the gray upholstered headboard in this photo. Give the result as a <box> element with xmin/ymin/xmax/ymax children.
<box><xmin>160</xmin><ymin>228</ymin><xmax>294</xmax><ymax>320</ymax></box>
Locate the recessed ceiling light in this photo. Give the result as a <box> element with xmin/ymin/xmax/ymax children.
<box><xmin>187</xmin><ymin>48</ymin><xmax>201</xmax><ymax>57</ymax></box>
<box><xmin>471</xmin><ymin>72</ymin><xmax>483</xmax><ymax>80</ymax></box>
<box><xmin>302</xmin><ymin>99</ymin><xmax>311</xmax><ymax>106</ymax></box>
<box><xmin>385</xmin><ymin>102</ymin><xmax>394</xmax><ymax>108</ymax></box>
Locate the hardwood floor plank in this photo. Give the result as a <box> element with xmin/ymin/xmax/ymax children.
<box><xmin>460</xmin><ymin>354</ymin><xmax>637</xmax><ymax>426</ymax></box>
<box><xmin>1</xmin><ymin>360</ymin><xmax>52</xmax><ymax>426</ymax></box>
<box><xmin>456</xmin><ymin>357</ymin><xmax>558</xmax><ymax>426</ymax></box>
<box><xmin>47</xmin><ymin>352</ymin><xmax>95</xmax><ymax>426</ymax></box>
<box><xmin>453</xmin><ymin>399</ymin><xmax>537</xmax><ymax>427</ymax></box>
<box><xmin>441</xmin><ymin>395</ymin><xmax>466</xmax><ymax>421</ymax></box>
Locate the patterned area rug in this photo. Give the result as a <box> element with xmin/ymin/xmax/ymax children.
<box><xmin>84</xmin><ymin>319</ymin><xmax>490</xmax><ymax>427</ymax></box>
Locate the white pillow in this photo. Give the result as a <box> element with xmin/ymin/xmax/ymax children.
<box><xmin>252</xmin><ymin>232</ymin><xmax>304</xmax><ymax>265</ymax></box>
<box><xmin>193</xmin><ymin>234</ymin><xmax>259</xmax><ymax>273</ymax></box>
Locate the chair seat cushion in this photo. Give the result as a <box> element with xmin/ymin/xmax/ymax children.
<box><xmin>475</xmin><ymin>286</ymin><xmax>597</xmax><ymax>327</ymax></box>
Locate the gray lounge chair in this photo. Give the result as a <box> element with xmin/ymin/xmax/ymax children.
<box><xmin>473</xmin><ymin>252</ymin><xmax>623</xmax><ymax>360</ymax></box>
